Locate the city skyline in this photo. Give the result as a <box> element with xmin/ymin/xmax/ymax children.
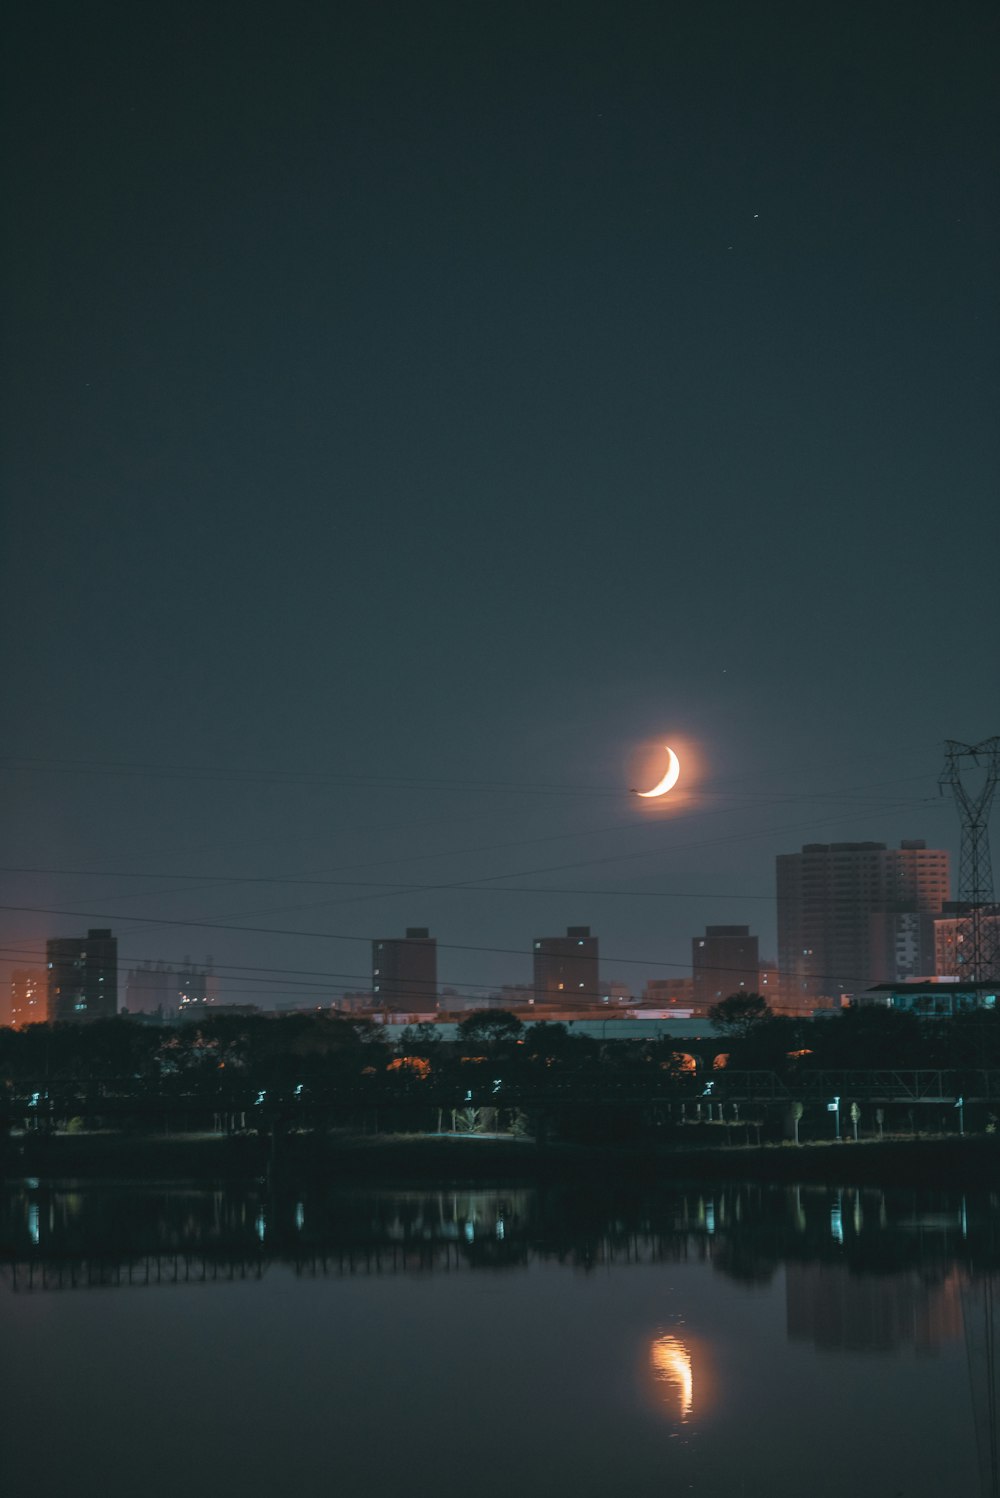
<box><xmin>5</xmin><ymin>820</ymin><xmax>980</xmax><ymax>1023</ymax></box>
<box><xmin>1</xmin><ymin>2</ymin><xmax>997</xmax><ymax>1020</ymax></box>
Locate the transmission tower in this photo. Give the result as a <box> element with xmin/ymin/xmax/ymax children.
<box><xmin>940</xmin><ymin>738</ymin><xmax>1000</xmax><ymax>984</ymax></box>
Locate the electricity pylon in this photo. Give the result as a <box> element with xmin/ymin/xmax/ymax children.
<box><xmin>940</xmin><ymin>738</ymin><xmax>1000</xmax><ymax>983</ymax></box>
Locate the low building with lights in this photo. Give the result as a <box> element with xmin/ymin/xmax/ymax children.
<box><xmin>859</xmin><ymin>979</ymin><xmax>997</xmax><ymax>1016</ymax></box>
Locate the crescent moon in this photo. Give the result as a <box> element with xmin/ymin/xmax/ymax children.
<box><xmin>634</xmin><ymin>746</ymin><xmax>680</xmax><ymax>798</ymax></box>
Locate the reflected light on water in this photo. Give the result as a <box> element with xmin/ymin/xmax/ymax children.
<box><xmin>650</xmin><ymin>1335</ymin><xmax>693</xmax><ymax>1420</ymax></box>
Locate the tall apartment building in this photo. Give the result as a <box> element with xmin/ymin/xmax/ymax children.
<box><xmin>933</xmin><ymin>904</ymin><xmax>1000</xmax><ymax>979</ymax></box>
<box><xmin>46</xmin><ymin>928</ymin><xmax>118</xmax><ymax>1023</ymax></box>
<box><xmin>776</xmin><ymin>841</ymin><xmax>949</xmax><ymax>1003</ymax></box>
<box><xmin>691</xmin><ymin>925</ymin><xmax>760</xmax><ymax>1011</ymax></box>
<box><xmin>533</xmin><ymin>925</ymin><xmax>600</xmax><ymax>1003</ymax></box>
<box><xmin>123</xmin><ymin>957</ymin><xmax>218</xmax><ymax>1017</ymax></box>
<box><xmin>372</xmin><ymin>928</ymin><xmax>438</xmax><ymax>1010</ymax></box>
<box><xmin>125</xmin><ymin>960</ymin><xmax>178</xmax><ymax>1016</ymax></box>
<box><xmin>10</xmin><ymin>968</ymin><xmax>46</xmax><ymax>1027</ymax></box>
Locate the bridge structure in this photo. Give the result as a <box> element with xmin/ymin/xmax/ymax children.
<box><xmin>4</xmin><ymin>1068</ymin><xmax>1000</xmax><ymax>1130</ymax></box>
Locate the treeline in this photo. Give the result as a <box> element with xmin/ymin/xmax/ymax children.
<box><xmin>2</xmin><ymin>1001</ymin><xmax>1000</xmax><ymax>1098</ymax></box>
<box><xmin>707</xmin><ymin>992</ymin><xmax>1000</xmax><ymax>1071</ymax></box>
<box><xmin>0</xmin><ymin>1010</ymin><xmax>660</xmax><ymax>1099</ymax></box>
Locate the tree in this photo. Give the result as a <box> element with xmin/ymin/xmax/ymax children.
<box><xmin>456</xmin><ymin>1010</ymin><xmax>524</xmax><ymax>1050</ymax></box>
<box><xmin>398</xmin><ymin>1022</ymin><xmax>442</xmax><ymax>1058</ymax></box>
<box><xmin>707</xmin><ymin>992</ymin><xmax>772</xmax><ymax>1040</ymax></box>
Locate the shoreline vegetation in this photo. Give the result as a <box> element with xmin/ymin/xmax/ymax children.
<box><xmin>3</xmin><ymin>1129</ymin><xmax>998</xmax><ymax>1187</ymax></box>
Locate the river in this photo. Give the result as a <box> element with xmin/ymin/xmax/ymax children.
<box><xmin>1</xmin><ymin>1176</ymin><xmax>992</xmax><ymax>1498</ymax></box>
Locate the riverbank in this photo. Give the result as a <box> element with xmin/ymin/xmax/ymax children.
<box><xmin>3</xmin><ymin>1128</ymin><xmax>999</xmax><ymax>1187</ymax></box>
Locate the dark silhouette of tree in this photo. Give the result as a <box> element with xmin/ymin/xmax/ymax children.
<box><xmin>397</xmin><ymin>1022</ymin><xmax>442</xmax><ymax>1058</ymax></box>
<box><xmin>806</xmin><ymin>1005</ymin><xmax>924</xmax><ymax>1069</ymax></box>
<box><xmin>707</xmin><ymin>992</ymin><xmax>772</xmax><ymax>1040</ymax></box>
<box><xmin>457</xmin><ymin>1010</ymin><xmax>524</xmax><ymax>1050</ymax></box>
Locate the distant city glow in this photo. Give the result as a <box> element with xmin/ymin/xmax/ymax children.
<box><xmin>650</xmin><ymin>1335</ymin><xmax>693</xmax><ymax>1420</ymax></box>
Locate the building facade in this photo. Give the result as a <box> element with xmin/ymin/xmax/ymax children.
<box><xmin>10</xmin><ymin>968</ymin><xmax>46</xmax><ymax>1027</ymax></box>
<box><xmin>124</xmin><ymin>957</ymin><xmax>218</xmax><ymax>1017</ymax></box>
<box><xmin>533</xmin><ymin>926</ymin><xmax>600</xmax><ymax>1003</ymax></box>
<box><xmin>933</xmin><ymin>904</ymin><xmax>1000</xmax><ymax>981</ymax></box>
<box><xmin>777</xmin><ymin>840</ymin><xmax>949</xmax><ymax>1004</ymax></box>
<box><xmin>860</xmin><ymin>979</ymin><xmax>996</xmax><ymax>1016</ymax></box>
<box><xmin>691</xmin><ymin>925</ymin><xmax>760</xmax><ymax>1011</ymax></box>
<box><xmin>372</xmin><ymin>928</ymin><xmax>438</xmax><ymax>1010</ymax></box>
<box><xmin>47</xmin><ymin>928</ymin><xmax>118</xmax><ymax>1023</ymax></box>
<box><xmin>642</xmin><ymin>977</ymin><xmax>695</xmax><ymax>1009</ymax></box>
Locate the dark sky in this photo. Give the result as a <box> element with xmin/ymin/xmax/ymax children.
<box><xmin>2</xmin><ymin>0</ymin><xmax>997</xmax><ymax>1016</ymax></box>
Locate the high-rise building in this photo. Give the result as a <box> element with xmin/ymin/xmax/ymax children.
<box><xmin>125</xmin><ymin>960</ymin><xmax>177</xmax><ymax>1016</ymax></box>
<box><xmin>776</xmin><ymin>841</ymin><xmax>949</xmax><ymax>1003</ymax></box>
<box><xmin>692</xmin><ymin>925</ymin><xmax>760</xmax><ymax>1011</ymax></box>
<box><xmin>10</xmin><ymin>968</ymin><xmax>46</xmax><ymax>1027</ymax></box>
<box><xmin>46</xmin><ymin>928</ymin><xmax>118</xmax><ymax>1023</ymax></box>
<box><xmin>933</xmin><ymin>903</ymin><xmax>1000</xmax><ymax>979</ymax></box>
<box><xmin>868</xmin><ymin>910</ymin><xmax>938</xmax><ymax>983</ymax></box>
<box><xmin>124</xmin><ymin>957</ymin><xmax>218</xmax><ymax>1017</ymax></box>
<box><xmin>533</xmin><ymin>925</ymin><xmax>600</xmax><ymax>1003</ymax></box>
<box><xmin>177</xmin><ymin>957</ymin><xmax>219</xmax><ymax>1014</ymax></box>
<box><xmin>372</xmin><ymin>928</ymin><xmax>437</xmax><ymax>1010</ymax></box>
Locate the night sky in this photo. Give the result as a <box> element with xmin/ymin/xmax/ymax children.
<box><xmin>2</xmin><ymin>1</ymin><xmax>997</xmax><ymax>1016</ymax></box>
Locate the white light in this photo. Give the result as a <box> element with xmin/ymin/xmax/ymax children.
<box><xmin>636</xmin><ymin>746</ymin><xmax>681</xmax><ymax>798</ymax></box>
<box><xmin>830</xmin><ymin>1202</ymin><xmax>844</xmax><ymax>1244</ymax></box>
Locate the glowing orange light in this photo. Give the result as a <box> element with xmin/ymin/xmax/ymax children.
<box><xmin>712</xmin><ymin>1052</ymin><xmax>730</xmax><ymax>1069</ymax></box>
<box><xmin>387</xmin><ymin>1056</ymin><xmax>431</xmax><ymax>1078</ymax></box>
<box><xmin>650</xmin><ymin>1335</ymin><xmax>693</xmax><ymax>1420</ymax></box>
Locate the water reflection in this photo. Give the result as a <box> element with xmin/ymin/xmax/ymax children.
<box><xmin>3</xmin><ymin>1179</ymin><xmax>999</xmax><ymax>1293</ymax></box>
<box><xmin>1</xmin><ymin>1177</ymin><xmax>995</xmax><ymax>1498</ymax></box>
<box><xmin>786</xmin><ymin>1262</ymin><xmax>964</xmax><ymax>1353</ymax></box>
<box><xmin>649</xmin><ymin>1334</ymin><xmax>693</xmax><ymax>1419</ymax></box>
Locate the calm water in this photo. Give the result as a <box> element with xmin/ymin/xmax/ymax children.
<box><xmin>1</xmin><ymin>1176</ymin><xmax>995</xmax><ymax>1498</ymax></box>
